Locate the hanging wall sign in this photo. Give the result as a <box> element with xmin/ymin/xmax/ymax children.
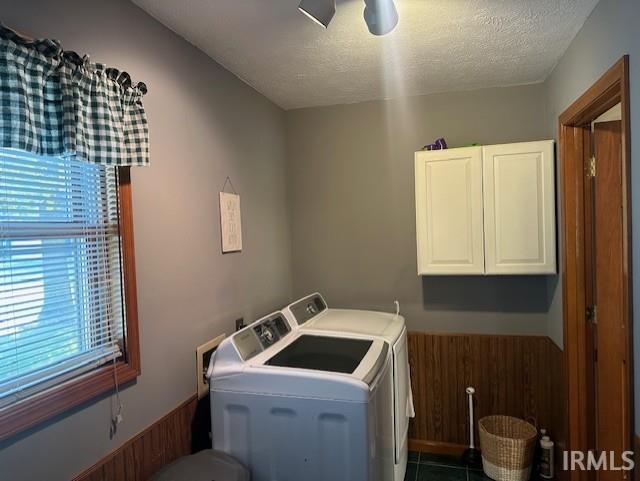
<box><xmin>219</xmin><ymin>178</ymin><xmax>242</xmax><ymax>253</ymax></box>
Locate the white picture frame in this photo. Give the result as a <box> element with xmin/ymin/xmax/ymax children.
<box><xmin>219</xmin><ymin>192</ymin><xmax>242</xmax><ymax>253</ymax></box>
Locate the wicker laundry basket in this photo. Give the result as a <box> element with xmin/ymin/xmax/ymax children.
<box><xmin>478</xmin><ymin>415</ymin><xmax>537</xmax><ymax>481</ymax></box>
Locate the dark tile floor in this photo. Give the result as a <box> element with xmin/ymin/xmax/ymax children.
<box><xmin>405</xmin><ymin>452</ymin><xmax>543</xmax><ymax>481</ymax></box>
<box><xmin>404</xmin><ymin>451</ymin><xmax>489</xmax><ymax>481</ymax></box>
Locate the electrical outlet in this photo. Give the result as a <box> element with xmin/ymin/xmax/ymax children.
<box><xmin>196</xmin><ymin>334</ymin><xmax>225</xmax><ymax>399</ymax></box>
<box><xmin>235</xmin><ymin>318</ymin><xmax>245</xmax><ymax>331</ymax></box>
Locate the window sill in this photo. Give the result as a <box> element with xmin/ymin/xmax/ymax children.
<box><xmin>0</xmin><ymin>360</ymin><xmax>140</xmax><ymax>441</ymax></box>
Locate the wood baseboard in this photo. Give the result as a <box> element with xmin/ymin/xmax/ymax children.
<box><xmin>408</xmin><ymin>439</ymin><xmax>467</xmax><ymax>456</ymax></box>
<box><xmin>72</xmin><ymin>395</ymin><xmax>198</xmax><ymax>481</ymax></box>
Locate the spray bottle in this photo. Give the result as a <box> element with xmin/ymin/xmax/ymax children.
<box><xmin>539</xmin><ymin>429</ymin><xmax>554</xmax><ymax>479</ymax></box>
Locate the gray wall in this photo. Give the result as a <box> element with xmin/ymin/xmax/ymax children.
<box><xmin>286</xmin><ymin>84</ymin><xmax>559</xmax><ymax>336</ymax></box>
<box><xmin>0</xmin><ymin>1</ymin><xmax>292</xmax><ymax>480</ymax></box>
<box><xmin>542</xmin><ymin>0</ymin><xmax>640</xmax><ymax>432</ymax></box>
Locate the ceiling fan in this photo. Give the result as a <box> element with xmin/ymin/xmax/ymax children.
<box><xmin>298</xmin><ymin>0</ymin><xmax>399</xmax><ymax>36</ymax></box>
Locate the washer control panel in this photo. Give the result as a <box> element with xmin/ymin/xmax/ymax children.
<box><xmin>289</xmin><ymin>294</ymin><xmax>327</xmax><ymax>325</ymax></box>
<box><xmin>233</xmin><ymin>328</ymin><xmax>263</xmax><ymax>361</ymax></box>
<box><xmin>233</xmin><ymin>312</ymin><xmax>292</xmax><ymax>360</ymax></box>
<box><xmin>253</xmin><ymin>315</ymin><xmax>291</xmax><ymax>348</ymax></box>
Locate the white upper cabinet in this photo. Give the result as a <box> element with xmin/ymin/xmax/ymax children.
<box><xmin>414</xmin><ymin>140</ymin><xmax>556</xmax><ymax>276</ymax></box>
<box><xmin>482</xmin><ymin>141</ymin><xmax>556</xmax><ymax>274</ymax></box>
<box><xmin>415</xmin><ymin>147</ymin><xmax>485</xmax><ymax>275</ymax></box>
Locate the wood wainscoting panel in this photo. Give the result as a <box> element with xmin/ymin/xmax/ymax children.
<box><xmin>72</xmin><ymin>396</ymin><xmax>198</xmax><ymax>481</ymax></box>
<box><xmin>408</xmin><ymin>332</ymin><xmax>565</xmax><ymax>457</ymax></box>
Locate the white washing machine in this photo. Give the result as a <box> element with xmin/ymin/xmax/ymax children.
<box><xmin>282</xmin><ymin>294</ymin><xmax>415</xmax><ymax>481</ymax></box>
<box><xmin>209</xmin><ymin>311</ymin><xmax>395</xmax><ymax>481</ymax></box>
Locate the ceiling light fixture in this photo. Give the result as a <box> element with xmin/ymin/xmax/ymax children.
<box><xmin>363</xmin><ymin>0</ymin><xmax>398</xmax><ymax>36</ymax></box>
<box><xmin>298</xmin><ymin>0</ymin><xmax>336</xmax><ymax>29</ymax></box>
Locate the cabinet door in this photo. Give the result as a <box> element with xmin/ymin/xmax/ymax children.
<box><xmin>415</xmin><ymin>147</ymin><xmax>485</xmax><ymax>275</ymax></box>
<box><xmin>482</xmin><ymin>140</ymin><xmax>556</xmax><ymax>274</ymax></box>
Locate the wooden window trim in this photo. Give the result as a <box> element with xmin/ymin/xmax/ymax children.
<box><xmin>0</xmin><ymin>167</ymin><xmax>141</xmax><ymax>441</ymax></box>
<box><xmin>559</xmin><ymin>56</ymin><xmax>633</xmax><ymax>481</ymax></box>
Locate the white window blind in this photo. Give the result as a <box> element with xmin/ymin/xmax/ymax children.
<box><xmin>0</xmin><ymin>149</ymin><xmax>125</xmax><ymax>407</ymax></box>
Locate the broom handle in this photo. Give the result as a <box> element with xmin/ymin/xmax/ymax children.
<box><xmin>468</xmin><ymin>390</ymin><xmax>475</xmax><ymax>449</ymax></box>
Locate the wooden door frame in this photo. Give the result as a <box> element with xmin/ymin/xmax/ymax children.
<box><xmin>559</xmin><ymin>55</ymin><xmax>633</xmax><ymax>481</ymax></box>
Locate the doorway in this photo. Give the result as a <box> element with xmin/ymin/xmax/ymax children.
<box><xmin>559</xmin><ymin>56</ymin><xmax>633</xmax><ymax>481</ymax></box>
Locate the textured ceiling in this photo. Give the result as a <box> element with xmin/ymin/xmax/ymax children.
<box><xmin>132</xmin><ymin>0</ymin><xmax>598</xmax><ymax>110</ymax></box>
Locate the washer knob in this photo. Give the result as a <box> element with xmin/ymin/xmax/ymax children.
<box><xmin>260</xmin><ymin>325</ymin><xmax>275</xmax><ymax>344</ymax></box>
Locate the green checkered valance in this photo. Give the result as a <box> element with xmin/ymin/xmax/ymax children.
<box><xmin>0</xmin><ymin>25</ymin><xmax>149</xmax><ymax>167</ymax></box>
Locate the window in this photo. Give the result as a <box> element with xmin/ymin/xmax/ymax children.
<box><xmin>0</xmin><ymin>149</ymin><xmax>140</xmax><ymax>439</ymax></box>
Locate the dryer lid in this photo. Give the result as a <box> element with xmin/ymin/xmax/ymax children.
<box><xmin>306</xmin><ymin>309</ymin><xmax>405</xmax><ymax>342</ymax></box>
<box><xmin>284</xmin><ymin>293</ymin><xmax>405</xmax><ymax>343</ymax></box>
